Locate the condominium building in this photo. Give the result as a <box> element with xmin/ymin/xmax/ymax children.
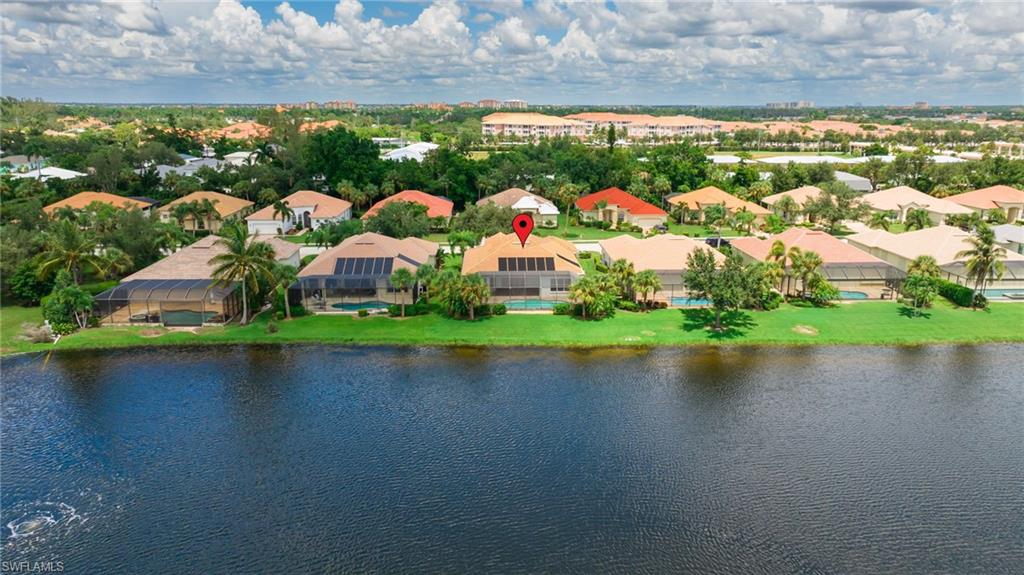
<box><xmin>502</xmin><ymin>99</ymin><xmax>528</xmax><ymax>110</ymax></box>
<box><xmin>481</xmin><ymin>112</ymin><xmax>588</xmax><ymax>139</ymax></box>
<box><xmin>324</xmin><ymin>100</ymin><xmax>357</xmax><ymax>111</ymax></box>
<box><xmin>564</xmin><ymin>112</ymin><xmax>721</xmax><ymax>140</ymax></box>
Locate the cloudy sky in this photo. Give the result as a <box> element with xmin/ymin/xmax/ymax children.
<box><xmin>2</xmin><ymin>1</ymin><xmax>1022</xmax><ymax>105</ymax></box>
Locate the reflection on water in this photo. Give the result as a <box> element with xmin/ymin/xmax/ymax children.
<box><xmin>2</xmin><ymin>345</ymin><xmax>1023</xmax><ymax>573</ymax></box>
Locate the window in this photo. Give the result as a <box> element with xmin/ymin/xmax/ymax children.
<box><xmin>550</xmin><ymin>277</ymin><xmax>571</xmax><ymax>292</ymax></box>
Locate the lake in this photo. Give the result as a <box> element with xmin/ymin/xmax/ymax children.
<box><xmin>2</xmin><ymin>345</ymin><xmax>1023</xmax><ymax>573</ymax></box>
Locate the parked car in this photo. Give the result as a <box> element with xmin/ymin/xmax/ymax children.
<box><xmin>705</xmin><ymin>237</ymin><xmax>730</xmax><ymax>248</ymax></box>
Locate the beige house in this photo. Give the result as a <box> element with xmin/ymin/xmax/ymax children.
<box><xmin>477</xmin><ymin>188</ymin><xmax>560</xmax><ymax>227</ymax></box>
<box><xmin>598</xmin><ymin>234</ymin><xmax>725</xmax><ymax>305</ymax></box>
<box><xmin>246</xmin><ymin>190</ymin><xmax>352</xmax><ymax>235</ymax></box>
<box><xmin>295</xmin><ymin>232</ymin><xmax>438</xmax><ymax>312</ymax></box>
<box><xmin>93</xmin><ymin>235</ymin><xmax>299</xmax><ymax>326</ymax></box>
<box><xmin>160</xmin><ymin>191</ymin><xmax>254</xmax><ymax>233</ymax></box>
<box><xmin>43</xmin><ymin>191</ymin><xmax>156</xmax><ymax>216</ymax></box>
<box><xmin>761</xmin><ymin>185</ymin><xmax>823</xmax><ymax>223</ymax></box>
<box><xmin>463</xmin><ymin>233</ymin><xmax>582</xmax><ymax>308</ymax></box>
<box><xmin>859</xmin><ymin>186</ymin><xmax>972</xmax><ymax>225</ymax></box>
<box><xmin>668</xmin><ymin>186</ymin><xmax>771</xmax><ymax>224</ymax></box>
<box><xmin>946</xmin><ymin>185</ymin><xmax>1024</xmax><ymax>223</ymax></box>
<box><xmin>575</xmin><ymin>187</ymin><xmax>668</xmax><ymax>231</ymax></box>
<box><xmin>847</xmin><ymin>225</ymin><xmax>1024</xmax><ymax>297</ymax></box>
<box><xmin>731</xmin><ymin>227</ymin><xmax>904</xmax><ymax>299</ymax></box>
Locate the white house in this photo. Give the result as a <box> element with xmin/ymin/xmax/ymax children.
<box><xmin>246</xmin><ymin>190</ymin><xmax>352</xmax><ymax>235</ymax></box>
<box><xmin>382</xmin><ymin>142</ymin><xmax>439</xmax><ymax>162</ymax></box>
<box><xmin>222</xmin><ymin>151</ymin><xmax>257</xmax><ymax>166</ymax></box>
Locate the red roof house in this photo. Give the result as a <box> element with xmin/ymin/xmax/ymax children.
<box><xmin>361</xmin><ymin>190</ymin><xmax>454</xmax><ymax>221</ymax></box>
<box><xmin>575</xmin><ymin>187</ymin><xmax>668</xmax><ymax>230</ymax></box>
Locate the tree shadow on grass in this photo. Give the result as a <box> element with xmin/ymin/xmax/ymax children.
<box><xmin>680</xmin><ymin>308</ymin><xmax>757</xmax><ymax>340</ymax></box>
<box><xmin>898</xmin><ymin>305</ymin><xmax>932</xmax><ymax>319</ymax></box>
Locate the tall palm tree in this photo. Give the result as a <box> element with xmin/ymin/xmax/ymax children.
<box><xmin>389</xmin><ymin>267</ymin><xmax>414</xmax><ymax>317</ymax></box>
<box><xmin>555</xmin><ymin>182</ymin><xmax>583</xmax><ymax>236</ymax></box>
<box><xmin>209</xmin><ymin>223</ymin><xmax>277</xmax><ymax>325</ymax></box>
<box><xmin>170</xmin><ymin>202</ymin><xmax>195</xmax><ymax>233</ymax></box>
<box><xmin>774</xmin><ymin>195</ymin><xmax>799</xmax><ymax>223</ymax></box>
<box><xmin>907</xmin><ymin>255</ymin><xmax>941</xmax><ymax>278</ymax></box>
<box><xmin>868</xmin><ymin>211</ymin><xmax>891</xmax><ymax>231</ymax></box>
<box><xmin>569</xmin><ymin>275</ymin><xmax>600</xmax><ymax>319</ymax></box>
<box><xmin>36</xmin><ymin>219</ymin><xmax>106</xmax><ymax>284</ymax></box>
<box><xmin>795</xmin><ymin>250</ymin><xmax>824</xmax><ymax>298</ymax></box>
<box><xmin>785</xmin><ymin>246</ymin><xmax>803</xmax><ymax>297</ymax></box>
<box><xmin>198</xmin><ymin>198</ymin><xmax>221</xmax><ymax>232</ymax></box>
<box><xmin>458</xmin><ymin>274</ymin><xmax>490</xmax><ymax>320</ymax></box>
<box><xmin>956</xmin><ymin>226</ymin><xmax>1007</xmax><ymax>306</ymax></box>
<box><xmin>272</xmin><ymin>263</ymin><xmax>298</xmax><ymax>320</ymax></box>
<box><xmin>633</xmin><ymin>270</ymin><xmax>661</xmax><ymax>310</ymax></box>
<box><xmin>609</xmin><ymin>258</ymin><xmax>636</xmax><ymax>301</ymax></box>
<box><xmin>272</xmin><ymin>200</ymin><xmax>294</xmax><ymax>232</ymax></box>
<box><xmin>904</xmin><ymin>208</ymin><xmax>932</xmax><ymax>231</ymax></box>
<box><xmin>415</xmin><ymin>264</ymin><xmax>436</xmax><ymax>304</ymax></box>
<box><xmin>100</xmin><ymin>247</ymin><xmax>134</xmax><ymax>280</ymax></box>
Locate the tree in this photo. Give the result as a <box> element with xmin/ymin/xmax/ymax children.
<box><xmin>682</xmin><ymin>249</ymin><xmax>749</xmax><ymax>331</ymax></box>
<box><xmin>609</xmin><ymin>258</ymin><xmax>636</xmax><ymax>301</ymax></box>
<box><xmin>457</xmin><ymin>274</ymin><xmax>490</xmax><ymax>320</ymax></box>
<box><xmin>902</xmin><ymin>272</ymin><xmax>938</xmax><ymax>314</ymax></box>
<box><xmin>363</xmin><ymin>201</ymin><xmax>431</xmax><ymax>239</ymax></box>
<box><xmin>304</xmin><ymin>127</ymin><xmax>383</xmax><ymax>188</ymax></box>
<box><xmin>733</xmin><ymin>210</ymin><xmax>757</xmax><ymax>235</ymax></box>
<box><xmin>272</xmin><ymin>200</ymin><xmax>294</xmax><ymax>231</ymax></box>
<box><xmin>607</xmin><ymin>124</ymin><xmax>617</xmax><ymax>150</ymax></box>
<box><xmin>554</xmin><ymin>182</ymin><xmax>584</xmax><ymax>236</ymax></box>
<box><xmin>42</xmin><ymin>269</ymin><xmax>94</xmax><ymax>330</ymax></box>
<box><xmin>450</xmin><ymin>203</ymin><xmax>517</xmax><ymax>237</ymax></box>
<box><xmin>9</xmin><ymin>260</ymin><xmax>54</xmax><ymax>306</ymax></box>
<box><xmin>904</xmin><ymin>208</ymin><xmax>932</xmax><ymax>231</ymax></box>
<box><xmin>36</xmin><ymin>220</ymin><xmax>105</xmax><ymax>284</ymax></box>
<box><xmin>209</xmin><ymin>223</ymin><xmax>278</xmax><ymax>325</ymax></box>
<box><xmin>702</xmin><ymin>204</ymin><xmax>727</xmax><ymax>245</ymax></box>
<box><xmin>868</xmin><ymin>211</ymin><xmax>892</xmax><ymax>230</ymax></box>
<box><xmin>389</xmin><ymin>267</ymin><xmax>415</xmax><ymax>317</ymax></box>
<box><xmin>415</xmin><ymin>264</ymin><xmax>436</xmax><ymax>304</ymax></box>
<box><xmin>86</xmin><ymin>147</ymin><xmax>126</xmax><ymax>193</ymax></box>
<box><xmin>447</xmin><ymin>230</ymin><xmax>479</xmax><ymax>255</ymax></box>
<box><xmin>633</xmin><ymin>270</ymin><xmax>661</xmax><ymax>310</ymax></box>
<box><xmin>907</xmin><ymin>255</ymin><xmax>941</xmax><ymax>279</ymax></box>
<box><xmin>272</xmin><ymin>263</ymin><xmax>298</xmax><ymax>320</ymax></box>
<box><xmin>792</xmin><ymin>249</ymin><xmax>824</xmax><ymax>299</ymax></box>
<box><xmin>100</xmin><ymin>247</ymin><xmax>134</xmax><ymax>280</ymax></box>
<box><xmin>955</xmin><ymin>225</ymin><xmax>1007</xmax><ymax>308</ymax></box>
<box><xmin>568</xmin><ymin>275</ymin><xmax>616</xmax><ymax>320</ymax></box>
<box><xmin>803</xmin><ymin>182</ymin><xmax>867</xmax><ymax>233</ymax></box>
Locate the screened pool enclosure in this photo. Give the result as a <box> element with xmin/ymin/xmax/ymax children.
<box><xmin>93</xmin><ymin>279</ymin><xmax>241</xmax><ymax>326</ymax></box>
<box><xmin>294</xmin><ymin>256</ymin><xmax>419</xmax><ymax>312</ymax></box>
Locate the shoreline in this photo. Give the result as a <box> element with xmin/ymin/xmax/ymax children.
<box><xmin>4</xmin><ymin>301</ymin><xmax>1023</xmax><ymax>356</ymax></box>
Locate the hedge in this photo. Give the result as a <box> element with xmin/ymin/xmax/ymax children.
<box><xmin>937</xmin><ymin>279</ymin><xmax>981</xmax><ymax>307</ymax></box>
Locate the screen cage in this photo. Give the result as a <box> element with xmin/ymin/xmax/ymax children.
<box><xmin>93</xmin><ymin>279</ymin><xmax>240</xmax><ymax>326</ymax></box>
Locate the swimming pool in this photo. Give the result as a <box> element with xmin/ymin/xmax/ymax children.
<box><xmin>670</xmin><ymin>297</ymin><xmax>710</xmax><ymax>307</ymax></box>
<box><xmin>330</xmin><ymin>301</ymin><xmax>390</xmax><ymax>311</ymax></box>
<box><xmin>502</xmin><ymin>299</ymin><xmax>563</xmax><ymax>310</ymax></box>
<box><xmin>838</xmin><ymin>291</ymin><xmax>869</xmax><ymax>300</ymax></box>
<box><xmin>983</xmin><ymin>288</ymin><xmax>1024</xmax><ymax>300</ymax></box>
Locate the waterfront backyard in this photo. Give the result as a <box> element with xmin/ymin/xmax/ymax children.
<box><xmin>3</xmin><ymin>301</ymin><xmax>1023</xmax><ymax>355</ymax></box>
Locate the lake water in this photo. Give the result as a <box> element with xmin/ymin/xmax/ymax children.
<box><xmin>2</xmin><ymin>345</ymin><xmax>1023</xmax><ymax>573</ymax></box>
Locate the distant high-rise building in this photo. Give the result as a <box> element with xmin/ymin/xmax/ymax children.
<box><xmin>478</xmin><ymin>99</ymin><xmax>501</xmax><ymax>108</ymax></box>
<box><xmin>324</xmin><ymin>100</ymin><xmax>357</xmax><ymax>111</ymax></box>
<box><xmin>502</xmin><ymin>99</ymin><xmax>528</xmax><ymax>110</ymax></box>
<box><xmin>766</xmin><ymin>101</ymin><xmax>814</xmax><ymax>109</ymax></box>
<box><xmin>914</xmin><ymin>101</ymin><xmax>930</xmax><ymax>110</ymax></box>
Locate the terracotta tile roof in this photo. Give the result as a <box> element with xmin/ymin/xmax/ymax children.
<box><xmin>860</xmin><ymin>186</ymin><xmax>972</xmax><ymax>215</ymax></box>
<box><xmin>462</xmin><ymin>232</ymin><xmax>581</xmax><ymax>274</ymax></box>
<box><xmin>299</xmin><ymin>120</ymin><xmax>345</xmax><ymax>133</ymax></box>
<box><xmin>361</xmin><ymin>190</ymin><xmax>454</xmax><ymax>220</ymax></box>
<box><xmin>123</xmin><ymin>235</ymin><xmax>299</xmax><ymax>281</ymax></box>
<box><xmin>575</xmin><ymin>187</ymin><xmax>668</xmax><ymax>216</ymax></box>
<box><xmin>44</xmin><ymin>192</ymin><xmax>152</xmax><ymax>215</ymax></box>
<box><xmin>761</xmin><ymin>185</ymin><xmax>823</xmax><ymax>208</ymax></box>
<box><xmin>207</xmin><ymin>121</ymin><xmax>271</xmax><ymax>140</ymax></box>
<box><xmin>298</xmin><ymin>232</ymin><xmax>438</xmax><ymax>277</ymax></box>
<box><xmin>477</xmin><ymin>187</ymin><xmax>534</xmax><ymax>206</ymax></box>
<box><xmin>160</xmin><ymin>191</ymin><xmax>254</xmax><ymax>219</ymax></box>
<box><xmin>247</xmin><ymin>190</ymin><xmax>351</xmax><ymax>221</ymax></box>
<box><xmin>599</xmin><ymin>234</ymin><xmax>725</xmax><ymax>271</ymax></box>
<box><xmin>945</xmin><ymin>185</ymin><xmax>1024</xmax><ymax>210</ymax></box>
<box><xmin>667</xmin><ymin>186</ymin><xmax>771</xmax><ymax>215</ymax></box>
<box><xmin>731</xmin><ymin>228</ymin><xmax>883</xmax><ymax>264</ymax></box>
<box><xmin>481</xmin><ymin>112</ymin><xmax>585</xmax><ymax>127</ymax></box>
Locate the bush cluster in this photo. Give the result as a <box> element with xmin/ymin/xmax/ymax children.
<box><xmin>937</xmin><ymin>279</ymin><xmax>983</xmax><ymax>308</ymax></box>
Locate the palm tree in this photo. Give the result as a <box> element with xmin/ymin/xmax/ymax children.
<box><xmin>568</xmin><ymin>275</ymin><xmax>600</xmax><ymax>319</ymax></box>
<box><xmin>458</xmin><ymin>274</ymin><xmax>490</xmax><ymax>320</ymax></box>
<box><xmin>415</xmin><ymin>264</ymin><xmax>436</xmax><ymax>304</ymax></box>
<box><xmin>272</xmin><ymin>263</ymin><xmax>298</xmax><ymax>320</ymax></box>
<box><xmin>209</xmin><ymin>223</ymin><xmax>277</xmax><ymax>325</ymax></box>
<box><xmin>785</xmin><ymin>246</ymin><xmax>803</xmax><ymax>297</ymax></box>
<box><xmin>955</xmin><ymin>226</ymin><xmax>1007</xmax><ymax>307</ymax></box>
<box><xmin>633</xmin><ymin>270</ymin><xmax>661</xmax><ymax>310</ymax></box>
<box><xmin>389</xmin><ymin>267</ymin><xmax>415</xmax><ymax>317</ymax></box>
<box><xmin>36</xmin><ymin>219</ymin><xmax>106</xmax><ymax>284</ymax></box>
<box><xmin>907</xmin><ymin>255</ymin><xmax>941</xmax><ymax>279</ymax></box>
<box><xmin>904</xmin><ymin>208</ymin><xmax>932</xmax><ymax>231</ymax></box>
<box><xmin>868</xmin><ymin>211</ymin><xmax>891</xmax><ymax>231</ymax></box>
<box><xmin>272</xmin><ymin>200</ymin><xmax>294</xmax><ymax>233</ymax></box>
<box><xmin>795</xmin><ymin>250</ymin><xmax>824</xmax><ymax>298</ymax></box>
<box><xmin>555</xmin><ymin>182</ymin><xmax>583</xmax><ymax>236</ymax></box>
<box><xmin>447</xmin><ymin>230</ymin><xmax>478</xmax><ymax>255</ymax></box>
<box><xmin>733</xmin><ymin>210</ymin><xmax>756</xmax><ymax>235</ymax></box>
<box><xmin>170</xmin><ymin>202</ymin><xmax>196</xmax><ymax>233</ymax></box>
<box><xmin>100</xmin><ymin>247</ymin><xmax>134</xmax><ymax>280</ymax></box>
<box><xmin>198</xmin><ymin>198</ymin><xmax>221</xmax><ymax>232</ymax></box>
<box><xmin>609</xmin><ymin>258</ymin><xmax>636</xmax><ymax>300</ymax></box>
<box><xmin>774</xmin><ymin>195</ymin><xmax>799</xmax><ymax>223</ymax></box>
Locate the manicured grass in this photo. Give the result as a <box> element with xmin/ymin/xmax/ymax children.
<box><xmin>1</xmin><ymin>306</ymin><xmax>43</xmax><ymax>352</ymax></box>
<box><xmin>3</xmin><ymin>301</ymin><xmax>1022</xmax><ymax>355</ymax></box>
<box><xmin>579</xmin><ymin>255</ymin><xmax>599</xmax><ymax>275</ymax></box>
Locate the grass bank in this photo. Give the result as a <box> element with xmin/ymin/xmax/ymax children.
<box><xmin>2</xmin><ymin>301</ymin><xmax>1022</xmax><ymax>356</ymax></box>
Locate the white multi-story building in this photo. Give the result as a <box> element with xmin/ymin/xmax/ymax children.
<box><xmin>481</xmin><ymin>113</ymin><xmax>588</xmax><ymax>139</ymax></box>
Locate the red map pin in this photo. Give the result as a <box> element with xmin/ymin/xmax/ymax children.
<box><xmin>512</xmin><ymin>213</ymin><xmax>534</xmax><ymax>247</ymax></box>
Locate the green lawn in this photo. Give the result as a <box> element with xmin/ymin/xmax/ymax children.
<box><xmin>1</xmin><ymin>306</ymin><xmax>43</xmax><ymax>352</ymax></box>
<box><xmin>3</xmin><ymin>301</ymin><xmax>1022</xmax><ymax>355</ymax></box>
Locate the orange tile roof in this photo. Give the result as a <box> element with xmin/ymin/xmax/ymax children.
<box><xmin>667</xmin><ymin>186</ymin><xmax>771</xmax><ymax>215</ymax></box>
<box><xmin>575</xmin><ymin>187</ymin><xmax>668</xmax><ymax>216</ymax></box>
<box><xmin>299</xmin><ymin>120</ymin><xmax>345</xmax><ymax>133</ymax></box>
<box><xmin>361</xmin><ymin>190</ymin><xmax>454</xmax><ymax>220</ymax></box>
<box><xmin>43</xmin><ymin>192</ymin><xmax>152</xmax><ymax>215</ymax></box>
<box><xmin>462</xmin><ymin>233</ymin><xmax>581</xmax><ymax>274</ymax></box>
<box><xmin>481</xmin><ymin>112</ymin><xmax>585</xmax><ymax>127</ymax></box>
<box><xmin>731</xmin><ymin>228</ymin><xmax>883</xmax><ymax>264</ymax></box>
<box><xmin>247</xmin><ymin>190</ymin><xmax>351</xmax><ymax>221</ymax></box>
<box><xmin>599</xmin><ymin>234</ymin><xmax>725</xmax><ymax>271</ymax></box>
<box><xmin>298</xmin><ymin>232</ymin><xmax>438</xmax><ymax>277</ymax></box>
<box><xmin>207</xmin><ymin>121</ymin><xmax>271</xmax><ymax>140</ymax></box>
<box><xmin>946</xmin><ymin>185</ymin><xmax>1024</xmax><ymax>210</ymax></box>
<box><xmin>160</xmin><ymin>191</ymin><xmax>254</xmax><ymax>219</ymax></box>
<box><xmin>761</xmin><ymin>185</ymin><xmax>824</xmax><ymax>208</ymax></box>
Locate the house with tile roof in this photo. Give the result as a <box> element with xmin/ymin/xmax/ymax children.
<box><xmin>731</xmin><ymin>228</ymin><xmax>904</xmax><ymax>299</ymax></box>
<box><xmin>477</xmin><ymin>187</ymin><xmax>560</xmax><ymax>226</ymax></box>
<box><xmin>246</xmin><ymin>190</ymin><xmax>352</xmax><ymax>235</ymax></box>
<box><xmin>576</xmin><ymin>187</ymin><xmax>668</xmax><ymax>231</ymax></box>
<box><xmin>859</xmin><ymin>186</ymin><xmax>972</xmax><ymax>225</ymax></box>
<box><xmin>159</xmin><ymin>191</ymin><xmax>254</xmax><ymax>233</ymax></box>
<box><xmin>44</xmin><ymin>191</ymin><xmax>155</xmax><ymax>216</ymax></box>
<box><xmin>598</xmin><ymin>234</ymin><xmax>725</xmax><ymax>304</ymax></box>
<box><xmin>667</xmin><ymin>186</ymin><xmax>771</xmax><ymax>224</ymax></box>
<box><xmin>462</xmin><ymin>232</ymin><xmax>582</xmax><ymax>306</ymax></box>
<box><xmin>361</xmin><ymin>190</ymin><xmax>454</xmax><ymax>222</ymax></box>
<box><xmin>946</xmin><ymin>185</ymin><xmax>1024</xmax><ymax>223</ymax></box>
<box><xmin>295</xmin><ymin>232</ymin><xmax>439</xmax><ymax>312</ymax></box>
<box><xmin>761</xmin><ymin>185</ymin><xmax>823</xmax><ymax>223</ymax></box>
<box><xmin>847</xmin><ymin>225</ymin><xmax>1024</xmax><ymax>297</ymax></box>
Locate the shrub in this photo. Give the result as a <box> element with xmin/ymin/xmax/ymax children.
<box><xmin>577</xmin><ymin>252</ymin><xmax>592</xmax><ymax>260</ymax></box>
<box><xmin>553</xmin><ymin>302</ymin><xmax>571</xmax><ymax>315</ymax></box>
<box><xmin>357</xmin><ymin>309</ymin><xmax>369</xmax><ymax>317</ymax></box>
<box><xmin>937</xmin><ymin>279</ymin><xmax>977</xmax><ymax>307</ymax></box>
<box><xmin>19</xmin><ymin>322</ymin><xmax>53</xmax><ymax>343</ymax></box>
<box><xmin>265</xmin><ymin>321</ymin><xmax>279</xmax><ymax>334</ymax></box>
<box><xmin>491</xmin><ymin>303</ymin><xmax>507</xmax><ymax>315</ymax></box>
<box><xmin>8</xmin><ymin>261</ymin><xmax>53</xmax><ymax>306</ymax></box>
<box><xmin>615</xmin><ymin>300</ymin><xmax>640</xmax><ymax>312</ymax></box>
<box><xmin>49</xmin><ymin>322</ymin><xmax>77</xmax><ymax>336</ymax></box>
<box><xmin>275</xmin><ymin>311</ymin><xmax>285</xmax><ymax>321</ymax></box>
